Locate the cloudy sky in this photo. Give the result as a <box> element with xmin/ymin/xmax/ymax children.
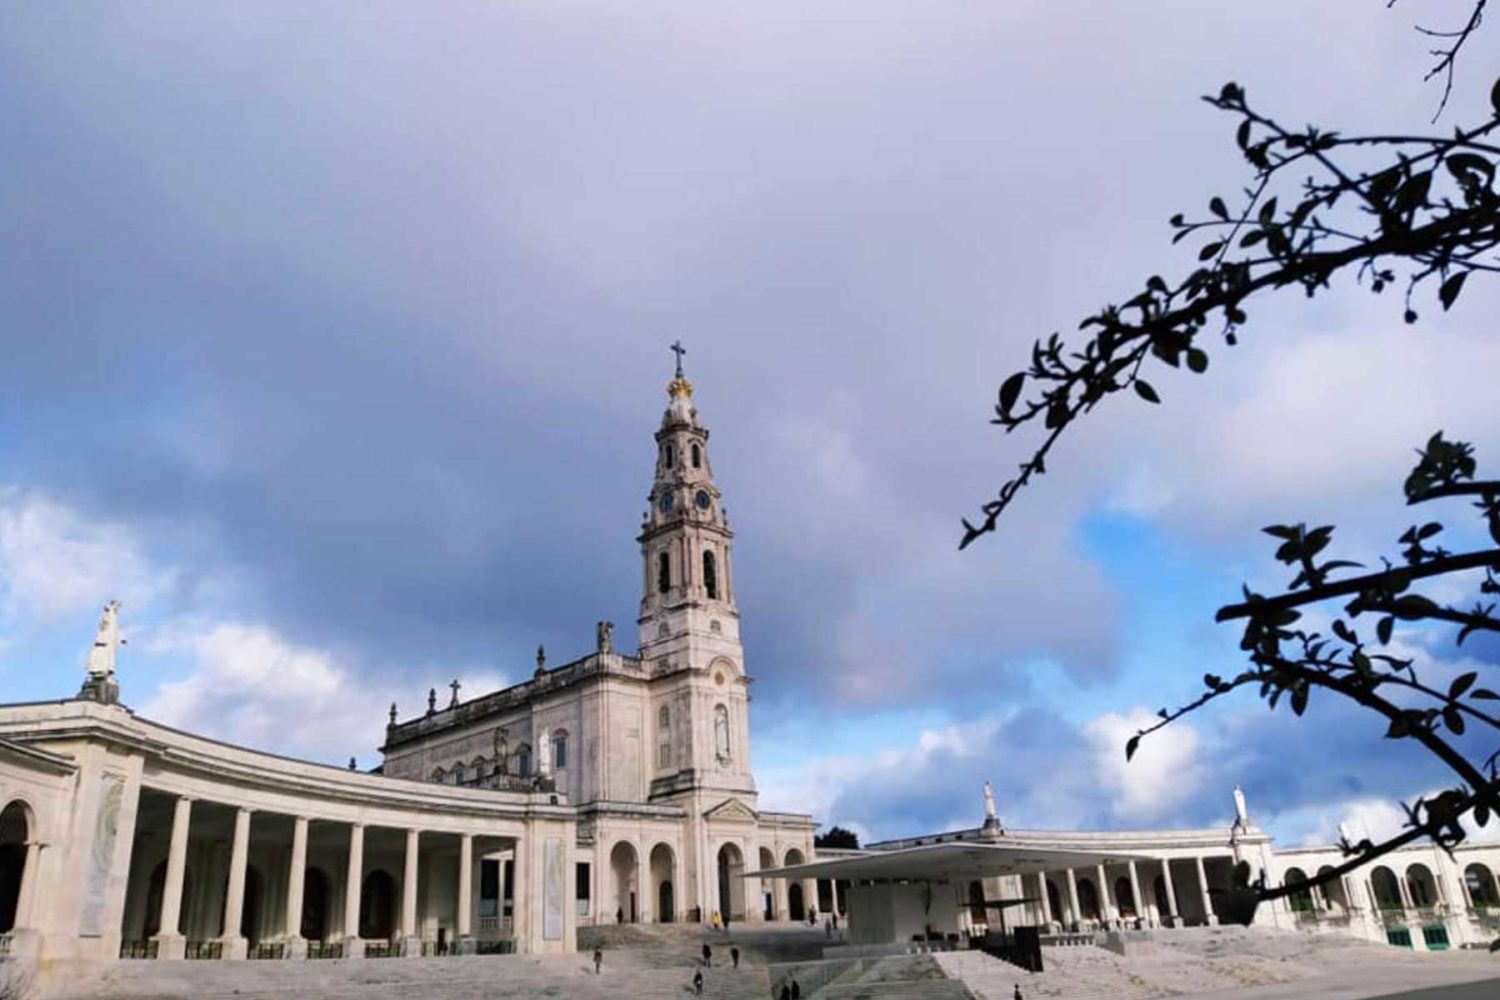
<box><xmin>2</xmin><ymin>1</ymin><xmax>1497</xmax><ymax>848</ymax></box>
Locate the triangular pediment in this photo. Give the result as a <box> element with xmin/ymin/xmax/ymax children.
<box><xmin>704</xmin><ymin>797</ymin><xmax>759</xmax><ymax>824</ymax></box>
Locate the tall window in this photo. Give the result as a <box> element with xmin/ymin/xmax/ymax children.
<box><xmin>553</xmin><ymin>731</ymin><xmax>568</xmax><ymax>769</ymax></box>
<box><xmin>452</xmin><ymin>764</ymin><xmax>465</xmax><ymax>785</ymax></box>
<box><xmin>576</xmin><ymin>862</ymin><xmax>592</xmax><ymax>917</ymax></box>
<box><xmin>691</xmin><ymin>443</ymin><xmax>701</xmax><ymax>468</ymax></box>
<box><xmin>703</xmin><ymin>549</ymin><xmax>718</xmax><ymax>599</ymax></box>
<box><xmin>658</xmin><ymin>705</ymin><xmax>671</xmax><ymax>768</ymax></box>
<box><xmin>665</xmin><ymin>443</ymin><xmax>675</xmax><ymax>467</ymax></box>
<box><xmin>657</xmin><ymin>551</ymin><xmax>671</xmax><ymax>593</ymax></box>
<box><xmin>713</xmin><ymin>703</ymin><xmax>731</xmax><ymax>762</ymax></box>
<box><xmin>480</xmin><ymin>860</ymin><xmax>500</xmax><ymax>918</ymax></box>
<box><xmin>518</xmin><ymin>746</ymin><xmax>532</xmax><ymax>778</ymax></box>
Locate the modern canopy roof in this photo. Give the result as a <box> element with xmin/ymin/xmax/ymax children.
<box><xmin>749</xmin><ymin>840</ymin><xmax>1154</xmax><ymax>883</ymax></box>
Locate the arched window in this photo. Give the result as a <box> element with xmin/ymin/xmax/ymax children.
<box><xmin>552</xmin><ymin>731</ymin><xmax>569</xmax><ymax>769</ymax></box>
<box><xmin>431</xmin><ymin>767</ymin><xmax>446</xmax><ymax>783</ymax></box>
<box><xmin>657</xmin><ymin>552</ymin><xmax>671</xmax><ymax>594</ymax></box>
<box><xmin>452</xmin><ymin>764</ymin><xmax>466</xmax><ymax>786</ymax></box>
<box><xmin>691</xmin><ymin>444</ymin><xmax>701</xmax><ymax>468</ymax></box>
<box><xmin>703</xmin><ymin>549</ymin><xmax>718</xmax><ymax>599</ymax></box>
<box><xmin>1371</xmin><ymin>867</ymin><xmax>1403</xmax><ymax>910</ymax></box>
<box><xmin>665</xmin><ymin>444</ymin><xmax>675</xmax><ymax>468</ymax></box>
<box><xmin>1465</xmin><ymin>864</ymin><xmax>1500</xmax><ymax>907</ymax></box>
<box><xmin>1284</xmin><ymin>867</ymin><xmax>1314</xmax><ymax>912</ymax></box>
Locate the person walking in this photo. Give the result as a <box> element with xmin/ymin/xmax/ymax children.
<box><xmin>779</xmin><ymin>984</ymin><xmax>791</xmax><ymax>1000</ymax></box>
<box><xmin>723</xmin><ymin>911</ymin><xmax>731</xmax><ymax>934</ymax></box>
<box><xmin>702</xmin><ymin>942</ymin><xmax>712</xmax><ymax>967</ymax></box>
<box><xmin>692</xmin><ymin>969</ymin><xmax>703</xmax><ymax>995</ymax></box>
<box><xmin>1013</xmin><ymin>985</ymin><xmax>1023</xmax><ymax>1000</ymax></box>
<box><xmin>791</xmin><ymin>978</ymin><xmax>801</xmax><ymax>1000</ymax></box>
<box><xmin>592</xmin><ymin>947</ymin><xmax>602</xmax><ymax>975</ymax></box>
<box><xmin>730</xmin><ymin>945</ymin><xmax>740</xmax><ymax>969</ymax></box>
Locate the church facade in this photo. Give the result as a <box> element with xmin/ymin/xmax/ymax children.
<box><xmin>0</xmin><ymin>368</ymin><xmax>816</xmax><ymax>971</ymax></box>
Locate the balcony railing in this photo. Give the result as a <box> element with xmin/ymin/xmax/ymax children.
<box><xmin>306</xmin><ymin>941</ymin><xmax>343</xmax><ymax>960</ymax></box>
<box><xmin>119</xmin><ymin>940</ymin><xmax>158</xmax><ymax>960</ymax></box>
<box><xmin>250</xmin><ymin>942</ymin><xmax>286</xmax><ymax>960</ymax></box>
<box><xmin>0</xmin><ymin>933</ymin><xmax>11</xmax><ymax>957</ymax></box>
<box><xmin>184</xmin><ymin>940</ymin><xmax>223</xmax><ymax>961</ymax></box>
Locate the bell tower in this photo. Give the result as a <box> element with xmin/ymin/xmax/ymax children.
<box><xmin>638</xmin><ymin>344</ymin><xmax>755</xmax><ymax>798</ymax></box>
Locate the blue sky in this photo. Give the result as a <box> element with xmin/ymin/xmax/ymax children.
<box><xmin>2</xmin><ymin>1</ymin><xmax>1498</xmax><ymax>849</ymax></box>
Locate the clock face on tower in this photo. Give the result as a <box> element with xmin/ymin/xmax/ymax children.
<box><xmin>658</xmin><ymin>492</ymin><xmax>674</xmax><ymax>513</ymax></box>
<box><xmin>695</xmin><ymin>490</ymin><xmax>711</xmax><ymax>510</ymax></box>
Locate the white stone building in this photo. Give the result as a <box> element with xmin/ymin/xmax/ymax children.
<box><xmin>0</xmin><ymin>366</ymin><xmax>816</xmax><ymax>970</ymax></box>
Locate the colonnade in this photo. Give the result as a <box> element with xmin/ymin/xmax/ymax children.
<box><xmin>124</xmin><ymin>788</ymin><xmax>521</xmax><ymax>961</ymax></box>
<box><xmin>1022</xmin><ymin>856</ymin><xmax>1228</xmax><ymax>932</ymax></box>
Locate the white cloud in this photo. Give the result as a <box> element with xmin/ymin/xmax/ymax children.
<box><xmin>1085</xmin><ymin>708</ymin><xmax>1205</xmax><ymax>825</ymax></box>
<box><xmin>141</xmin><ymin>619</ymin><xmax>510</xmax><ymax>766</ymax></box>
<box><xmin>0</xmin><ymin>487</ymin><xmax>168</xmax><ymax>626</ymax></box>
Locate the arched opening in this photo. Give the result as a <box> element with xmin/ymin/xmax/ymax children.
<box><xmin>1077</xmin><ymin>878</ymin><xmax>1100</xmax><ymax>920</ymax></box>
<box><xmin>759</xmin><ymin>847</ymin><xmax>776</xmax><ymax>919</ymax></box>
<box><xmin>691</xmin><ymin>444</ymin><xmax>701</xmax><ymax>468</ymax></box>
<box><xmin>301</xmin><ymin>868</ymin><xmax>330</xmax><ymax>940</ymax></box>
<box><xmin>1370</xmin><ymin>867</ymin><xmax>1403</xmax><ymax>911</ymax></box>
<box><xmin>1046</xmin><ymin>879</ymin><xmax>1064</xmax><ymax>923</ymax></box>
<box><xmin>1465</xmin><ymin>864</ymin><xmax>1500</xmax><ymax>908</ymax></box>
<box><xmin>241</xmin><ymin>866</ymin><xmax>263</xmax><ymax>946</ymax></box>
<box><xmin>0</xmin><ymin>801</ymin><xmax>32</xmax><ymax>933</ymax></box>
<box><xmin>610</xmin><ymin>841</ymin><xmax>639</xmax><ymax>923</ymax></box>
<box><xmin>1114</xmin><ymin>877</ymin><xmax>1136</xmax><ymax>919</ymax></box>
<box><xmin>142</xmin><ymin>859</ymin><xmax>194</xmax><ymax>940</ymax></box>
<box><xmin>1152</xmin><ymin>875</ymin><xmax>1171</xmax><ymax>918</ymax></box>
<box><xmin>649</xmin><ymin>843</ymin><xmax>675</xmax><ymax>923</ymax></box>
<box><xmin>657</xmin><ymin>552</ymin><xmax>671</xmax><ymax>594</ymax></box>
<box><xmin>1284</xmin><ymin>867</ymin><xmax>1315</xmax><ymax>913</ymax></box>
<box><xmin>968</xmin><ymin>880</ymin><xmax>987</xmax><ymax>926</ymax></box>
<box><xmin>788</xmin><ymin>882</ymin><xmax>805</xmax><ymax>922</ymax></box>
<box><xmin>703</xmin><ymin>550</ymin><xmax>718</xmax><ymax>599</ymax></box>
<box><xmin>1405</xmin><ymin>864</ymin><xmax>1439</xmax><ymax>909</ymax></box>
<box><xmin>360</xmin><ymin>870</ymin><xmax>396</xmax><ymax>940</ymax></box>
<box><xmin>665</xmin><ymin>444</ymin><xmax>676</xmax><ymax>468</ymax></box>
<box><xmin>716</xmin><ymin>843</ymin><xmax>745</xmax><ymax>921</ymax></box>
<box><xmin>1316</xmin><ymin>866</ymin><xmax>1349</xmax><ymax>911</ymax></box>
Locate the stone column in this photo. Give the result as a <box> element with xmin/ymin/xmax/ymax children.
<box><xmin>285</xmin><ymin>817</ymin><xmax>309</xmax><ymax>957</ymax></box>
<box><xmin>1161</xmin><ymin>859</ymin><xmax>1179</xmax><ymax>927</ymax></box>
<box><xmin>1065</xmin><ymin>869</ymin><xmax>1081</xmax><ymax>930</ymax></box>
<box><xmin>154</xmin><ymin>796</ymin><xmax>193</xmax><ymax>959</ymax></box>
<box><xmin>344</xmin><ymin>824</ymin><xmax>365</xmax><ymax>956</ymax></box>
<box><xmin>509</xmin><ymin>840</ymin><xmax>528</xmax><ymax>949</ymax></box>
<box><xmin>12</xmin><ymin>841</ymin><xmax>42</xmax><ymax>932</ymax></box>
<box><xmin>457</xmin><ymin>833</ymin><xmax>475</xmax><ymax>952</ymax></box>
<box><xmin>1096</xmin><ymin>864</ymin><xmax>1114</xmax><ymax>924</ymax></box>
<box><xmin>400</xmin><ymin>829</ymin><xmax>421</xmax><ymax>956</ymax></box>
<box><xmin>219</xmin><ymin>808</ymin><xmax>253</xmax><ymax>959</ymax></box>
<box><xmin>1195</xmin><ymin>856</ymin><xmax>1217</xmax><ymax>926</ymax></box>
<box><xmin>1127</xmin><ymin>861</ymin><xmax>1143</xmax><ymax>926</ymax></box>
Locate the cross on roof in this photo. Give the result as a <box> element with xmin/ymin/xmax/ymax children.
<box><xmin>449</xmin><ymin>678</ymin><xmax>461</xmax><ymax>706</ymax></box>
<box><xmin>670</xmin><ymin>340</ymin><xmax>686</xmax><ymax>378</ymax></box>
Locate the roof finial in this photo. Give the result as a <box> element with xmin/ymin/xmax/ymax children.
<box><xmin>667</xmin><ymin>341</ymin><xmax>693</xmax><ymax>399</ymax></box>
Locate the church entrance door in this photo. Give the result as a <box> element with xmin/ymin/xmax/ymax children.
<box><xmin>788</xmin><ymin>883</ymin><xmax>805</xmax><ymax>922</ymax></box>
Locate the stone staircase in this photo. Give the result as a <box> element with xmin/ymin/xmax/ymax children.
<box><xmin>42</xmin><ymin>951</ymin><xmax>771</xmax><ymax>1000</ymax></box>
<box><xmin>769</xmin><ymin>953</ymin><xmax>975</xmax><ymax>1000</ymax></box>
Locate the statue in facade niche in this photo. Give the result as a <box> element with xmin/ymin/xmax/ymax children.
<box><xmin>596</xmin><ymin>620</ymin><xmax>614</xmax><ymax>654</ymax></box>
<box><xmin>494</xmin><ymin>728</ymin><xmax>510</xmax><ymax>774</ymax></box>
<box><xmin>983</xmin><ymin>780</ymin><xmax>998</xmax><ymax>821</ymax></box>
<box><xmin>713</xmin><ymin>704</ymin><xmax>731</xmax><ymax>762</ymax></box>
<box><xmin>537</xmin><ymin>727</ymin><xmax>552</xmax><ymax>775</ymax></box>
<box><xmin>85</xmin><ymin>600</ymin><xmax>125</xmax><ymax>678</ymax></box>
<box><xmin>1233</xmin><ymin>785</ymin><xmax>1249</xmax><ymax>829</ymax></box>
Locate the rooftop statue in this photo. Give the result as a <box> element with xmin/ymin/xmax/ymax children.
<box><xmin>85</xmin><ymin>600</ymin><xmax>125</xmax><ymax>678</ymax></box>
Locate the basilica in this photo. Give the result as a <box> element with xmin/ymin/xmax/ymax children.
<box><xmin>0</xmin><ymin>366</ymin><xmax>816</xmax><ymax>968</ymax></box>
<box><xmin>2</xmin><ymin>366</ymin><xmax>1500</xmax><ymax>980</ymax></box>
